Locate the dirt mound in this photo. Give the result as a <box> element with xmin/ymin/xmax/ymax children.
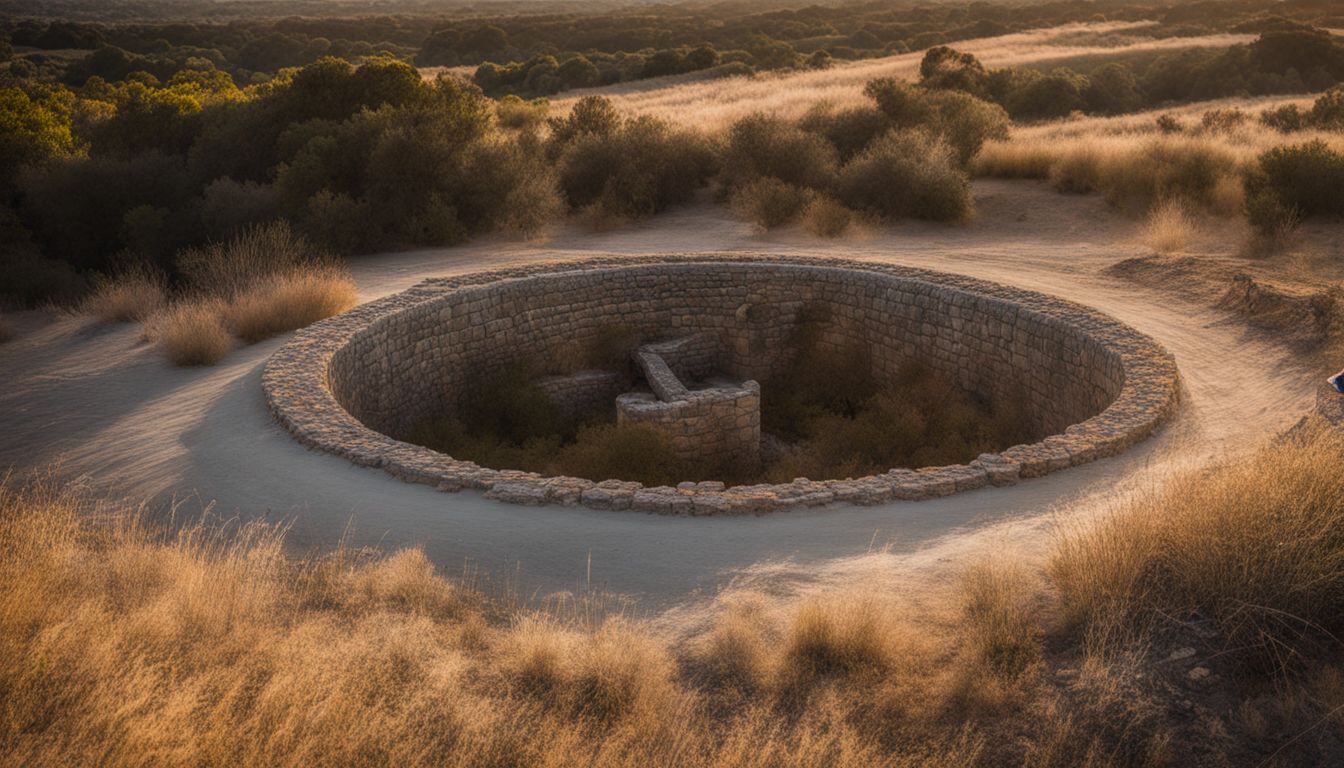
<box><xmin>1218</xmin><ymin>273</ymin><xmax>1342</xmax><ymax>348</ymax></box>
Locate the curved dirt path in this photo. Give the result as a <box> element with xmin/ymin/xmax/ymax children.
<box><xmin>0</xmin><ymin>181</ymin><xmax>1317</xmax><ymax>613</ymax></box>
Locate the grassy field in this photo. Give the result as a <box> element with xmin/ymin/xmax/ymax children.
<box><xmin>3</xmin><ymin>424</ymin><xmax>1343</xmax><ymax>766</ymax></box>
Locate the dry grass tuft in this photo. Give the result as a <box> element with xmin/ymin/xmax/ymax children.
<box><xmin>802</xmin><ymin>196</ymin><xmax>853</xmax><ymax>237</ymax></box>
<box><xmin>223</xmin><ymin>266</ymin><xmax>357</xmax><ymax>343</ymax></box>
<box><xmin>177</xmin><ymin>221</ymin><xmax>316</xmax><ymax>299</ymax></box>
<box><xmin>1139</xmin><ymin>200</ymin><xmax>1196</xmax><ymax>254</ymax></box>
<box><xmin>81</xmin><ymin>265</ymin><xmax>167</xmax><ymax>323</ymax></box>
<box><xmin>147</xmin><ymin>298</ymin><xmax>233</xmax><ymax>366</ymax></box>
<box><xmin>959</xmin><ymin>562</ymin><xmax>1042</xmax><ymax>682</ymax></box>
<box><xmin>1052</xmin><ymin>423</ymin><xmax>1344</xmax><ymax>674</ymax></box>
<box><xmin>779</xmin><ymin>595</ymin><xmax>897</xmax><ymax>692</ymax></box>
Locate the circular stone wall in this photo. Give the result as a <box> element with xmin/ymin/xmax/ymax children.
<box><xmin>263</xmin><ymin>255</ymin><xmax>1180</xmax><ymax>513</ymax></box>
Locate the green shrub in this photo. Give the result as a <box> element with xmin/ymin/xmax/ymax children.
<box><xmin>546</xmin><ymin>95</ymin><xmax>621</xmax><ymax>151</ymax></box>
<box><xmin>722</xmin><ymin>112</ymin><xmax>838</xmax><ymax>190</ymax></box>
<box><xmin>1244</xmin><ymin>140</ymin><xmax>1344</xmax><ymax>234</ymax></box>
<box><xmin>731</xmin><ymin>177</ymin><xmax>813</xmax><ymax>229</ymax></box>
<box><xmin>836</xmin><ymin>130</ymin><xmax>971</xmax><ymax>222</ymax></box>
<box><xmin>1259</xmin><ymin>104</ymin><xmax>1307</xmax><ymax>133</ymax></box>
<box><xmin>1308</xmin><ymin>86</ymin><xmax>1344</xmax><ymax>130</ymax></box>
<box><xmin>797</xmin><ymin>103</ymin><xmax>889</xmax><ymax>162</ymax></box>
<box><xmin>559</xmin><ymin>115</ymin><xmax>716</xmax><ymax>221</ymax></box>
<box><xmin>496</xmin><ymin>95</ymin><xmax>549</xmax><ymax>131</ymax></box>
<box><xmin>862</xmin><ymin>79</ymin><xmax>1007</xmax><ymax>166</ymax></box>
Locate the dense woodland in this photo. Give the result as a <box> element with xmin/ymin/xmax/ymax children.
<box><xmin>3</xmin><ymin>0</ymin><xmax>1344</xmax><ymax>308</ymax></box>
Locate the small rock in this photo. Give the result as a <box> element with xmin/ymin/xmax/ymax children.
<box><xmin>1187</xmin><ymin>666</ymin><xmax>1211</xmax><ymax>682</ymax></box>
<box><xmin>1168</xmin><ymin>647</ymin><xmax>1196</xmax><ymax>661</ymax></box>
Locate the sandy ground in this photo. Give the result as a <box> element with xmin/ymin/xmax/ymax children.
<box><xmin>0</xmin><ymin>180</ymin><xmax>1323</xmax><ymax>618</ymax></box>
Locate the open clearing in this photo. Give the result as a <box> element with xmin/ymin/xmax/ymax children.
<box><xmin>0</xmin><ymin>178</ymin><xmax>1318</xmax><ymax>618</ymax></box>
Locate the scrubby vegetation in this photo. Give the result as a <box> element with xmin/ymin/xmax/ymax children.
<box><xmin>760</xmin><ymin>308</ymin><xmax>1034</xmax><ymax>481</ymax></box>
<box><xmin>89</xmin><ymin>222</ymin><xmax>356</xmax><ymax>366</ymax></box>
<box><xmin>974</xmin><ymin>94</ymin><xmax>1344</xmax><ymax>226</ymax></box>
<box><xmin>5</xmin><ymin>1</ymin><xmax>1344</xmax><ymax>309</ymax></box>
<box><xmin>917</xmin><ymin>24</ymin><xmax>1344</xmax><ymax>122</ymax></box>
<box><xmin>5</xmin><ymin>422</ymin><xmax>1344</xmax><ymax>765</ymax></box>
<box><xmin>1244</xmin><ymin>139</ymin><xmax>1344</xmax><ymax>236</ymax></box>
<box><xmin>15</xmin><ymin>0</ymin><xmax>1338</xmax><ymax>100</ymax></box>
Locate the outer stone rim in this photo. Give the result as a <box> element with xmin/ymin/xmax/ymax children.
<box><xmin>262</xmin><ymin>254</ymin><xmax>1182</xmax><ymax>514</ymax></box>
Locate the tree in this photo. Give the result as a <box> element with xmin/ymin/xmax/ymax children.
<box><xmin>0</xmin><ymin>87</ymin><xmax>76</xmax><ymax>187</ymax></box>
<box><xmin>683</xmin><ymin>44</ymin><xmax>720</xmax><ymax>72</ymax></box>
<box><xmin>919</xmin><ymin>46</ymin><xmax>987</xmax><ymax>96</ymax></box>
<box><xmin>1085</xmin><ymin>63</ymin><xmax>1143</xmax><ymax>115</ymax></box>
<box><xmin>558</xmin><ymin>56</ymin><xmax>598</xmax><ymax>89</ymax></box>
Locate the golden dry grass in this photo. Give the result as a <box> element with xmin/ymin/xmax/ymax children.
<box><xmin>136</xmin><ymin>224</ymin><xmax>358</xmax><ymax>365</ymax></box>
<box><xmin>552</xmin><ymin>23</ymin><xmax>1251</xmax><ymax>130</ymax></box>
<box><xmin>223</xmin><ymin>266</ymin><xmax>357</xmax><ymax>343</ymax></box>
<box><xmin>81</xmin><ymin>266</ymin><xmax>167</xmax><ymax>324</ymax></box>
<box><xmin>1053</xmin><ymin>422</ymin><xmax>1344</xmax><ymax>674</ymax></box>
<box><xmin>5</xmin><ymin>425</ymin><xmax>1344</xmax><ymax>764</ymax></box>
<box><xmin>146</xmin><ymin>298</ymin><xmax>232</xmax><ymax>366</ymax></box>
<box><xmin>0</xmin><ymin>471</ymin><xmax>1132</xmax><ymax>768</ymax></box>
<box><xmin>974</xmin><ymin>98</ymin><xmax>1344</xmax><ymax>218</ymax></box>
<box><xmin>1139</xmin><ymin>200</ymin><xmax>1196</xmax><ymax>254</ymax></box>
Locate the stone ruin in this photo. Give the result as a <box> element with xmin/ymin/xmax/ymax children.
<box><xmin>262</xmin><ymin>254</ymin><xmax>1182</xmax><ymax>513</ymax></box>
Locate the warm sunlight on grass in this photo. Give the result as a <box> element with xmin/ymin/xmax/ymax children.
<box><xmin>1139</xmin><ymin>200</ymin><xmax>1196</xmax><ymax>254</ymax></box>
<box><xmin>224</xmin><ymin>266</ymin><xmax>357</xmax><ymax>343</ymax></box>
<box><xmin>147</xmin><ymin>298</ymin><xmax>233</xmax><ymax>367</ymax></box>
<box><xmin>81</xmin><ymin>265</ymin><xmax>167</xmax><ymax>324</ymax></box>
<box><xmin>1053</xmin><ymin>423</ymin><xmax>1344</xmax><ymax>674</ymax></box>
<box><xmin>6</xmin><ymin>422</ymin><xmax>1344</xmax><ymax>764</ymax></box>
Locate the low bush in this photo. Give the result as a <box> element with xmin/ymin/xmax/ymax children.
<box><xmin>837</xmin><ymin>130</ymin><xmax>972</xmax><ymax>222</ymax></box>
<box><xmin>801</xmin><ymin>196</ymin><xmax>852</xmax><ymax>237</ymax></box>
<box><xmin>223</xmin><ymin>266</ymin><xmax>357</xmax><ymax>343</ymax></box>
<box><xmin>1308</xmin><ymin>86</ymin><xmax>1344</xmax><ymax>130</ymax></box>
<box><xmin>550</xmin><ymin>422</ymin><xmax>687</xmax><ymax>487</ymax></box>
<box><xmin>1199</xmin><ymin>108</ymin><xmax>1248</xmax><ymax>133</ymax></box>
<box><xmin>1098</xmin><ymin>138</ymin><xmax>1240</xmax><ymax>212</ymax></box>
<box><xmin>863</xmin><ymin>79</ymin><xmax>1008</xmax><ymax>166</ymax></box>
<box><xmin>731</xmin><ymin>177</ymin><xmax>813</xmax><ymax>230</ymax></box>
<box><xmin>495</xmin><ymin>95</ymin><xmax>549</xmax><ymax>131</ymax></box>
<box><xmin>80</xmin><ymin>264</ymin><xmax>167</xmax><ymax>323</ymax></box>
<box><xmin>796</xmin><ymin>103</ymin><xmax>889</xmax><ymax>162</ymax></box>
<box><xmin>1258</xmin><ymin>103</ymin><xmax>1307</xmax><ymax>132</ymax></box>
<box><xmin>177</xmin><ymin>221</ymin><xmax>316</xmax><ymax>299</ymax></box>
<box><xmin>149</xmin><ymin>298</ymin><xmax>232</xmax><ymax>366</ymax></box>
<box><xmin>721</xmin><ymin>112</ymin><xmax>838</xmax><ymax>191</ymax></box>
<box><xmin>1244</xmin><ymin>140</ymin><xmax>1344</xmax><ymax>234</ymax></box>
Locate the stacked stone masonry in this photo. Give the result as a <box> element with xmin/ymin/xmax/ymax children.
<box><xmin>618</xmin><ymin>340</ymin><xmax>762</xmax><ymax>468</ymax></box>
<box><xmin>263</xmin><ymin>254</ymin><xmax>1182</xmax><ymax>514</ymax></box>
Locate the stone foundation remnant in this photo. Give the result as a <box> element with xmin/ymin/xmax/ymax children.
<box><xmin>616</xmin><ymin>336</ymin><xmax>762</xmax><ymax>469</ymax></box>
<box><xmin>263</xmin><ymin>254</ymin><xmax>1182</xmax><ymax>514</ymax></box>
